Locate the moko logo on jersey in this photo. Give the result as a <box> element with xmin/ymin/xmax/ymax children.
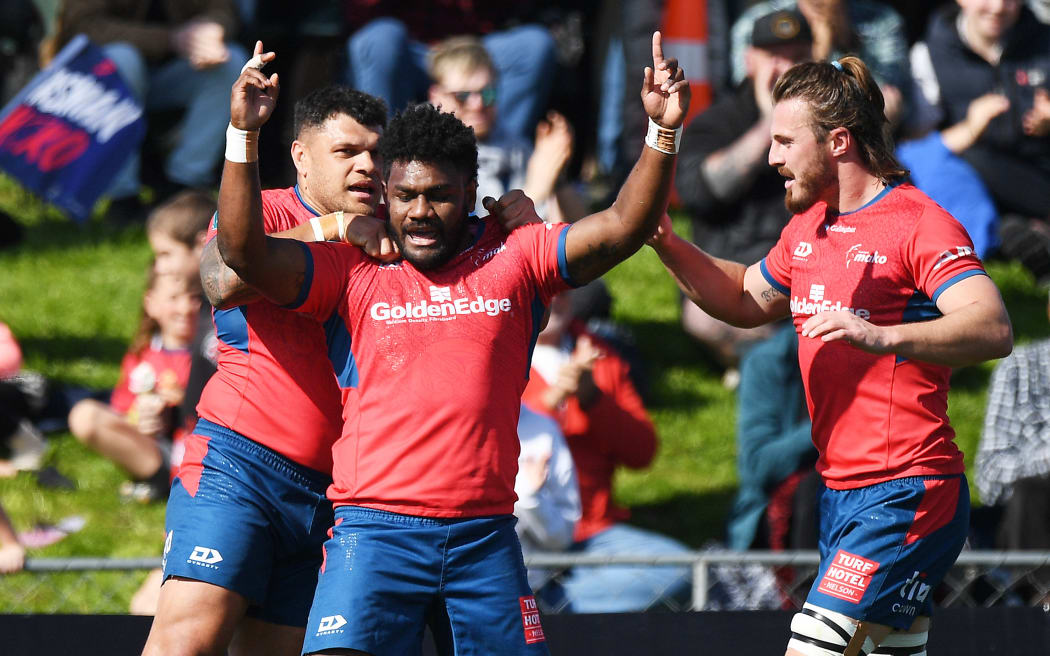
<box><xmin>188</xmin><ymin>546</ymin><xmax>223</xmax><ymax>568</ymax></box>
<box><xmin>793</xmin><ymin>241</ymin><xmax>813</xmax><ymax>259</ymax></box>
<box><xmin>473</xmin><ymin>242</ymin><xmax>507</xmax><ymax>266</ymax></box>
<box><xmin>790</xmin><ymin>282</ymin><xmax>870</xmax><ymax>319</ymax></box>
<box><xmin>845</xmin><ymin>243</ymin><xmax>887</xmax><ymax>268</ymax></box>
<box><xmin>316</xmin><ymin>614</ymin><xmax>347</xmax><ymax>636</ymax></box>
<box><xmin>370</xmin><ymin>288</ymin><xmax>512</xmax><ymax>324</ymax></box>
<box><xmin>932</xmin><ymin>246</ymin><xmax>975</xmax><ymax>272</ymax></box>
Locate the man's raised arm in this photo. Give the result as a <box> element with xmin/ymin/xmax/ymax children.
<box><xmin>215</xmin><ymin>41</ymin><xmax>309</xmax><ymax>307</ymax></box>
<box><xmin>560</xmin><ymin>32</ymin><xmax>690</xmax><ymax>285</ymax></box>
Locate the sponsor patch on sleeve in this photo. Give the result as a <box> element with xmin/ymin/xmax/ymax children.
<box><xmin>519</xmin><ymin>595</ymin><xmax>545</xmax><ymax>644</ymax></box>
<box><xmin>817</xmin><ymin>550</ymin><xmax>880</xmax><ymax>604</ymax></box>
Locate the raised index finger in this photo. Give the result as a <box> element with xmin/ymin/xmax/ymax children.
<box><xmin>652</xmin><ymin>31</ymin><xmax>664</xmax><ymax>67</ymax></box>
<box><xmin>253</xmin><ymin>40</ymin><xmax>264</xmax><ymax>57</ymax></box>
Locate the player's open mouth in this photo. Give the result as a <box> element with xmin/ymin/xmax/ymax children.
<box><xmin>347</xmin><ymin>182</ymin><xmax>376</xmax><ymax>199</ymax></box>
<box><xmin>404</xmin><ymin>229</ymin><xmax>439</xmax><ymax>247</ymax></box>
<box><xmin>785</xmin><ymin>179</ymin><xmax>795</xmax><ymax>189</ymax></box>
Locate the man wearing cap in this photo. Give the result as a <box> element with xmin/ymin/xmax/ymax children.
<box><xmin>675</xmin><ymin>9</ymin><xmax>813</xmax><ymax>371</ymax></box>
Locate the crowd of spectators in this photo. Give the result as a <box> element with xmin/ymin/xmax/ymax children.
<box><xmin>1</xmin><ymin>0</ymin><xmax>1050</xmax><ymax>614</ymax></box>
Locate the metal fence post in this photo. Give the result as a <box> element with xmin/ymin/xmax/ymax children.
<box><xmin>692</xmin><ymin>556</ymin><xmax>708</xmax><ymax>611</ymax></box>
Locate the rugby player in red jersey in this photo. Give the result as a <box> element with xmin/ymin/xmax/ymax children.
<box><xmin>215</xmin><ymin>33</ymin><xmax>688</xmax><ymax>656</ymax></box>
<box><xmin>648</xmin><ymin>56</ymin><xmax>1012</xmax><ymax>656</ymax></box>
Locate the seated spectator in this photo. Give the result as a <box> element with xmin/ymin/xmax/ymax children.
<box><xmin>910</xmin><ymin>0</ymin><xmax>1050</xmax><ymax>282</ymax></box>
<box><xmin>427</xmin><ymin>36</ymin><xmax>586</xmax><ymax>222</ymax></box>
<box><xmin>730</xmin><ymin>0</ymin><xmax>910</xmax><ymax>124</ymax></box>
<box><xmin>344</xmin><ymin>1</ymin><xmax>556</xmax><ymax>144</ymax></box>
<box><xmin>67</xmin><ymin>266</ymin><xmax>198</xmax><ymax>502</ymax></box>
<box><xmin>675</xmin><ymin>9</ymin><xmax>812</xmax><ymax>371</ymax></box>
<box><xmin>976</xmin><ymin>291</ymin><xmax>1050</xmax><ymax>550</ymax></box>
<box><xmin>0</xmin><ymin>501</ymin><xmax>25</xmax><ymax>574</ymax></box>
<box><xmin>514</xmin><ymin>402</ymin><xmax>581</xmax><ymax>593</ymax></box>
<box><xmin>143</xmin><ymin>190</ymin><xmax>218</xmax><ymax>452</ymax></box>
<box><xmin>54</xmin><ymin>1</ymin><xmax>247</xmax><ymax>220</ymax></box>
<box><xmin>522</xmin><ymin>291</ymin><xmax>691</xmax><ymax>613</ymax></box>
<box><xmin>975</xmin><ymin>291</ymin><xmax>1050</xmax><ymax>601</ymax></box>
<box><xmin>0</xmin><ymin>322</ymin><xmax>46</xmax><ymax>477</ymax></box>
<box><xmin>727</xmin><ymin>322</ymin><xmax>819</xmax><ymax>552</ymax></box>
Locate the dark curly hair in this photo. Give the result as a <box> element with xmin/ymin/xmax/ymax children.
<box><xmin>378</xmin><ymin>103</ymin><xmax>478</xmax><ymax>182</ymax></box>
<box><xmin>293</xmin><ymin>85</ymin><xmax>387</xmax><ymax>138</ymax></box>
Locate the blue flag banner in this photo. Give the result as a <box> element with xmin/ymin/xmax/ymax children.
<box><xmin>0</xmin><ymin>34</ymin><xmax>145</xmax><ymax>222</ymax></box>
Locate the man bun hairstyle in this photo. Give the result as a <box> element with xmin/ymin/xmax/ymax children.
<box><xmin>378</xmin><ymin>103</ymin><xmax>478</xmax><ymax>182</ymax></box>
<box><xmin>294</xmin><ymin>85</ymin><xmax>388</xmax><ymax>138</ymax></box>
<box><xmin>772</xmin><ymin>56</ymin><xmax>908</xmax><ymax>184</ymax></box>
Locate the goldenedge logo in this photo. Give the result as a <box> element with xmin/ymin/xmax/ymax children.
<box><xmin>370</xmin><ymin>295</ymin><xmax>512</xmax><ymax>322</ymax></box>
<box><xmin>790</xmin><ymin>296</ymin><xmax>870</xmax><ymax>320</ymax></box>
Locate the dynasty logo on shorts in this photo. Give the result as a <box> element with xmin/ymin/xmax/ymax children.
<box><xmin>818</xmin><ymin>550</ymin><xmax>880</xmax><ymax>604</ymax></box>
<box><xmin>519</xmin><ymin>595</ymin><xmax>545</xmax><ymax>644</ymax></box>
<box><xmin>187</xmin><ymin>545</ymin><xmax>223</xmax><ymax>569</ymax></box>
<box><xmin>316</xmin><ymin>614</ymin><xmax>347</xmax><ymax>636</ymax></box>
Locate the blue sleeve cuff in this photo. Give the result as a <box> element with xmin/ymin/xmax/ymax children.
<box><xmin>557</xmin><ymin>225</ymin><xmax>581</xmax><ymax>288</ymax></box>
<box><xmin>759</xmin><ymin>259</ymin><xmax>790</xmax><ymax>295</ymax></box>
<box><xmin>931</xmin><ymin>269</ymin><xmax>987</xmax><ymax>303</ymax></box>
<box><xmin>282</xmin><ymin>241</ymin><xmax>315</xmax><ymax>310</ymax></box>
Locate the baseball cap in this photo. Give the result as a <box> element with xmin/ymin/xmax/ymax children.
<box><xmin>751</xmin><ymin>9</ymin><xmax>813</xmax><ymax>49</ymax></box>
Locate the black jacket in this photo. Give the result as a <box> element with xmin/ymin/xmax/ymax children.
<box><xmin>925</xmin><ymin>5</ymin><xmax>1050</xmax><ymax>155</ymax></box>
<box><xmin>676</xmin><ymin>82</ymin><xmax>790</xmax><ymax>264</ymax></box>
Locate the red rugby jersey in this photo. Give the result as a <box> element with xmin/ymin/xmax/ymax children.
<box><xmin>292</xmin><ymin>217</ymin><xmax>573</xmax><ymax>517</ymax></box>
<box><xmin>196</xmin><ymin>186</ymin><xmax>344</xmax><ymax>473</ymax></box>
<box><xmin>761</xmin><ymin>183</ymin><xmax>986</xmax><ymax>489</ymax></box>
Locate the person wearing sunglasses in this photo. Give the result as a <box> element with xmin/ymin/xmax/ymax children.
<box><xmin>428</xmin><ymin>36</ymin><xmax>587</xmax><ymax>223</ymax></box>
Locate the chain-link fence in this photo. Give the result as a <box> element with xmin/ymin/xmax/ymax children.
<box><xmin>5</xmin><ymin>551</ymin><xmax>1050</xmax><ymax>614</ymax></box>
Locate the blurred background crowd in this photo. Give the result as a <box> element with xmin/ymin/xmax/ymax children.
<box><xmin>1</xmin><ymin>0</ymin><xmax>1050</xmax><ymax>612</ymax></box>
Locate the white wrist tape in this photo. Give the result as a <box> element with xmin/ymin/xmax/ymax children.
<box><xmin>644</xmin><ymin>117</ymin><xmax>682</xmax><ymax>154</ymax></box>
<box><xmin>335</xmin><ymin>211</ymin><xmax>346</xmax><ymax>241</ymax></box>
<box><xmin>225</xmin><ymin>123</ymin><xmax>259</xmax><ymax>163</ymax></box>
<box><xmin>309</xmin><ymin>216</ymin><xmax>325</xmax><ymax>242</ymax></box>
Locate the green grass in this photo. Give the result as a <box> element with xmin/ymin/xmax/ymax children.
<box><xmin>0</xmin><ymin>175</ymin><xmax>1047</xmax><ymax>612</ymax></box>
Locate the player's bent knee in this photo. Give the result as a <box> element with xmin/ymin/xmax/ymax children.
<box><xmin>869</xmin><ymin>628</ymin><xmax>928</xmax><ymax>656</ymax></box>
<box><xmin>787</xmin><ymin>603</ymin><xmax>875</xmax><ymax>656</ymax></box>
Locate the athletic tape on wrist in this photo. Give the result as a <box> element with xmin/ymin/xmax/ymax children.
<box><xmin>644</xmin><ymin>117</ymin><xmax>682</xmax><ymax>154</ymax></box>
<box><xmin>225</xmin><ymin>124</ymin><xmax>259</xmax><ymax>163</ymax></box>
<box><xmin>335</xmin><ymin>211</ymin><xmax>346</xmax><ymax>241</ymax></box>
<box><xmin>309</xmin><ymin>216</ymin><xmax>325</xmax><ymax>242</ymax></box>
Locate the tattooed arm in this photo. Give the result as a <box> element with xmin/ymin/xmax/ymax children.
<box><xmin>647</xmin><ymin>214</ymin><xmax>788</xmax><ymax>328</ymax></box>
<box><xmin>202</xmin><ymin>212</ymin><xmax>395</xmax><ymax>309</ymax></box>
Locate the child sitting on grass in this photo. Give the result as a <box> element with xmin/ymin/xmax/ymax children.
<box><xmin>68</xmin><ymin>266</ymin><xmax>198</xmax><ymax>502</ymax></box>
